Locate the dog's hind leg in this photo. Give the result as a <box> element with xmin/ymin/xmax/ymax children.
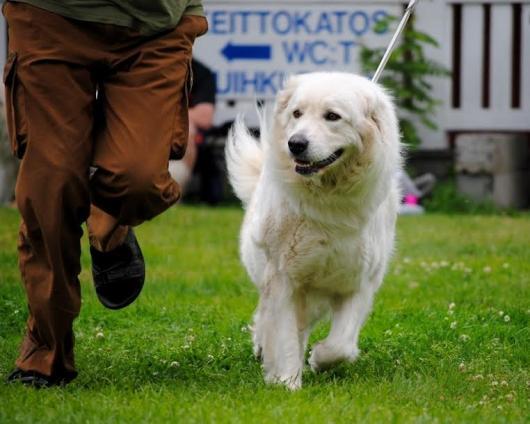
<box><xmin>309</xmin><ymin>286</ymin><xmax>375</xmax><ymax>372</ymax></box>
<box><xmin>259</xmin><ymin>276</ymin><xmax>306</xmax><ymax>390</ymax></box>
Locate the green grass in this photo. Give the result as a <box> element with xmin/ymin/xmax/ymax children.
<box><xmin>0</xmin><ymin>206</ymin><xmax>528</xmax><ymax>423</ymax></box>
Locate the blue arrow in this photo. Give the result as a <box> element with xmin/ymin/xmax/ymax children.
<box><xmin>221</xmin><ymin>42</ymin><xmax>272</xmax><ymax>61</ymax></box>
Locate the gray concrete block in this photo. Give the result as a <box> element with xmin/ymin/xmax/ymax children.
<box><xmin>455</xmin><ymin>133</ymin><xmax>529</xmax><ymax>174</ymax></box>
<box><xmin>493</xmin><ymin>171</ymin><xmax>530</xmax><ymax>209</ymax></box>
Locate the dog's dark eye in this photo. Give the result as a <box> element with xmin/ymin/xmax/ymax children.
<box><xmin>325</xmin><ymin>111</ymin><xmax>341</xmax><ymax>121</ymax></box>
<box><xmin>293</xmin><ymin>109</ymin><xmax>302</xmax><ymax>119</ymax></box>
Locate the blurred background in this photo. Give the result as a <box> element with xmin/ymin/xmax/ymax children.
<box><xmin>0</xmin><ymin>0</ymin><xmax>528</xmax><ymax>210</ymax></box>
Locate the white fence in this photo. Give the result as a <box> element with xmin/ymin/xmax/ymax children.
<box><xmin>444</xmin><ymin>0</ymin><xmax>530</xmax><ymax>132</ymax></box>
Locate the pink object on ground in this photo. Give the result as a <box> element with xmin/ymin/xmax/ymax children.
<box><xmin>404</xmin><ymin>194</ymin><xmax>419</xmax><ymax>205</ymax></box>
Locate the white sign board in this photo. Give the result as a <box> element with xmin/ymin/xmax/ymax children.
<box><xmin>194</xmin><ymin>1</ymin><xmax>401</xmax><ymax>122</ymax></box>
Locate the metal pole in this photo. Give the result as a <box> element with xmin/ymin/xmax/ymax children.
<box><xmin>371</xmin><ymin>0</ymin><xmax>419</xmax><ymax>84</ymax></box>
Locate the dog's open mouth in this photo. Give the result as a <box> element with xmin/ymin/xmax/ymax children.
<box><xmin>294</xmin><ymin>149</ymin><xmax>344</xmax><ymax>176</ymax></box>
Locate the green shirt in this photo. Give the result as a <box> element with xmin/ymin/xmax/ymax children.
<box><xmin>10</xmin><ymin>0</ymin><xmax>204</xmax><ymax>35</ymax></box>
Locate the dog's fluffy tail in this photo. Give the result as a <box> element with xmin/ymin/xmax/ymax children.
<box><xmin>225</xmin><ymin>116</ymin><xmax>264</xmax><ymax>206</ymax></box>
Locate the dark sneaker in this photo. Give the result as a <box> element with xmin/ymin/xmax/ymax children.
<box><xmin>90</xmin><ymin>228</ymin><xmax>145</xmax><ymax>310</ymax></box>
<box><xmin>7</xmin><ymin>368</ymin><xmax>75</xmax><ymax>388</ymax></box>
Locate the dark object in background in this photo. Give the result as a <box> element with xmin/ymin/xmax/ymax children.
<box><xmin>185</xmin><ymin>122</ymin><xmax>234</xmax><ymax>205</ymax></box>
<box><xmin>190</xmin><ymin>59</ymin><xmax>216</xmax><ymax>108</ymax></box>
<box><xmin>190</xmin><ymin>59</ymin><xmax>220</xmax><ymax>204</ymax></box>
<box><xmin>407</xmin><ymin>148</ymin><xmax>454</xmax><ymax>180</ymax></box>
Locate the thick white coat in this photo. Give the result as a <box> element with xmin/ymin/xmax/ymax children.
<box><xmin>226</xmin><ymin>72</ymin><xmax>402</xmax><ymax>390</ymax></box>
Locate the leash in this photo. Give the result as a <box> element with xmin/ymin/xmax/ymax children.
<box><xmin>371</xmin><ymin>0</ymin><xmax>419</xmax><ymax>83</ymax></box>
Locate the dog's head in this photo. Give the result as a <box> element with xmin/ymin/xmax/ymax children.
<box><xmin>271</xmin><ymin>72</ymin><xmax>400</xmax><ymax>191</ymax></box>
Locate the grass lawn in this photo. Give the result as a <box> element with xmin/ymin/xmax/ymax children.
<box><xmin>0</xmin><ymin>205</ymin><xmax>528</xmax><ymax>423</ymax></box>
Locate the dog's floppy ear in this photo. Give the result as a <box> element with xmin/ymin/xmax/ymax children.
<box><xmin>362</xmin><ymin>88</ymin><xmax>398</xmax><ymax>146</ymax></box>
<box><xmin>364</xmin><ymin>94</ymin><xmax>382</xmax><ymax>133</ymax></box>
<box><xmin>275</xmin><ymin>75</ymin><xmax>299</xmax><ymax>112</ymax></box>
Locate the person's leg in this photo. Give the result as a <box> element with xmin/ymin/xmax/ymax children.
<box><xmin>85</xmin><ymin>16</ymin><xmax>206</xmax><ymax>310</ymax></box>
<box><xmin>89</xmin><ymin>16</ymin><xmax>208</xmax><ymax>234</ymax></box>
<box><xmin>3</xmin><ymin>2</ymin><xmax>97</xmax><ymax>381</ymax></box>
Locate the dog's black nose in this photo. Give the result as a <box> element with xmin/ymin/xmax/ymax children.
<box><xmin>288</xmin><ymin>135</ymin><xmax>309</xmax><ymax>156</ymax></box>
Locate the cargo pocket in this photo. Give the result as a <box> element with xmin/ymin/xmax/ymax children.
<box><xmin>169</xmin><ymin>59</ymin><xmax>193</xmax><ymax>160</ymax></box>
<box><xmin>3</xmin><ymin>52</ymin><xmax>28</xmax><ymax>158</ymax></box>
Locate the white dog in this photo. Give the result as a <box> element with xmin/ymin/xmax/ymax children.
<box><xmin>226</xmin><ymin>72</ymin><xmax>402</xmax><ymax>390</ymax></box>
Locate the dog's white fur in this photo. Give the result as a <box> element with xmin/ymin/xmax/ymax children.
<box><xmin>226</xmin><ymin>72</ymin><xmax>402</xmax><ymax>390</ymax></box>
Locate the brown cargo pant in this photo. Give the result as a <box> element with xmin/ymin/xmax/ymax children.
<box><xmin>3</xmin><ymin>2</ymin><xmax>207</xmax><ymax>380</ymax></box>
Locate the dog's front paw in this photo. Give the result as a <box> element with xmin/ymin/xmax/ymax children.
<box><xmin>264</xmin><ymin>371</ymin><xmax>302</xmax><ymax>391</ymax></box>
<box><xmin>309</xmin><ymin>342</ymin><xmax>360</xmax><ymax>372</ymax></box>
